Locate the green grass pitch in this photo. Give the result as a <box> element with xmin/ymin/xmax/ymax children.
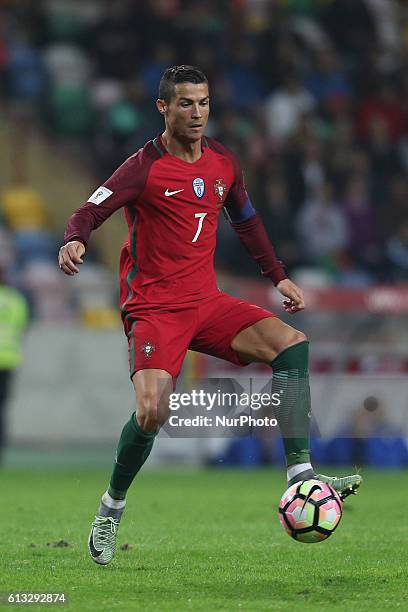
<box><xmin>1</xmin><ymin>468</ymin><xmax>407</xmax><ymax>611</ymax></box>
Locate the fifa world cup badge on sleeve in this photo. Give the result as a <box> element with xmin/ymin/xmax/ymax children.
<box><xmin>214</xmin><ymin>178</ymin><xmax>227</xmax><ymax>202</ymax></box>
<box><xmin>87</xmin><ymin>186</ymin><xmax>113</xmax><ymax>205</ymax></box>
<box><xmin>193</xmin><ymin>177</ymin><xmax>205</xmax><ymax>198</ymax></box>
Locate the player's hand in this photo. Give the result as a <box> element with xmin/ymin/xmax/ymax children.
<box><xmin>276</xmin><ymin>278</ymin><xmax>305</xmax><ymax>314</ymax></box>
<box><xmin>58</xmin><ymin>240</ymin><xmax>86</xmax><ymax>275</ymax></box>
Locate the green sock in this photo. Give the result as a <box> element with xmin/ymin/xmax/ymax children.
<box><xmin>108</xmin><ymin>413</ymin><xmax>156</xmax><ymax>499</ymax></box>
<box><xmin>270</xmin><ymin>340</ymin><xmax>311</xmax><ymax>466</ymax></box>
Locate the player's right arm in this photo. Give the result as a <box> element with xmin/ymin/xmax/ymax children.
<box><xmin>58</xmin><ymin>150</ymin><xmax>147</xmax><ymax>276</ymax></box>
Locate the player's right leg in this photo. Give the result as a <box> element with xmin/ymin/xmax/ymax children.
<box><xmin>88</xmin><ymin>306</ymin><xmax>195</xmax><ymax>565</ymax></box>
<box><xmin>88</xmin><ymin>368</ymin><xmax>173</xmax><ymax>565</ymax></box>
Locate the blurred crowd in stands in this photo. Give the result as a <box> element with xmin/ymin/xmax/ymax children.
<box><xmin>1</xmin><ymin>0</ymin><xmax>408</xmax><ymax>316</ymax></box>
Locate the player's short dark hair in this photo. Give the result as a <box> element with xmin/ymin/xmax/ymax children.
<box><xmin>159</xmin><ymin>65</ymin><xmax>208</xmax><ymax>102</ymax></box>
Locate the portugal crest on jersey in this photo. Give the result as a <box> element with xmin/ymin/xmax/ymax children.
<box><xmin>192</xmin><ymin>177</ymin><xmax>205</xmax><ymax>199</ymax></box>
<box><xmin>214</xmin><ymin>178</ymin><xmax>227</xmax><ymax>201</ymax></box>
<box><xmin>141</xmin><ymin>340</ymin><xmax>155</xmax><ymax>358</ymax></box>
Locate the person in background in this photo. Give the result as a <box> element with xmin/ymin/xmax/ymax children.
<box><xmin>0</xmin><ymin>265</ymin><xmax>29</xmax><ymax>461</ymax></box>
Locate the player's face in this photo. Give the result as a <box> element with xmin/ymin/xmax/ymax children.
<box><xmin>158</xmin><ymin>82</ymin><xmax>210</xmax><ymax>142</ymax></box>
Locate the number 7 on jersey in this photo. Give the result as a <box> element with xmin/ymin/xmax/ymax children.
<box><xmin>192</xmin><ymin>212</ymin><xmax>207</xmax><ymax>243</ymax></box>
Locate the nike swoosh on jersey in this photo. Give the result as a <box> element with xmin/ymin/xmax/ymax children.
<box><xmin>164</xmin><ymin>188</ymin><xmax>184</xmax><ymax>196</ymax></box>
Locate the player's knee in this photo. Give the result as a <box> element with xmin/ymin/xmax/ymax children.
<box><xmin>137</xmin><ymin>390</ymin><xmax>159</xmax><ymax>432</ymax></box>
<box><xmin>268</xmin><ymin>329</ymin><xmax>307</xmax><ymax>361</ymax></box>
<box><xmin>138</xmin><ymin>408</ymin><xmax>159</xmax><ymax>433</ymax></box>
<box><xmin>286</xmin><ymin>329</ymin><xmax>307</xmax><ymax>348</ymax></box>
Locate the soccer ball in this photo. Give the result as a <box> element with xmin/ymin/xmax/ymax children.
<box><xmin>278</xmin><ymin>479</ymin><xmax>342</xmax><ymax>543</ymax></box>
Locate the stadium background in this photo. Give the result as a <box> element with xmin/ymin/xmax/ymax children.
<box><xmin>1</xmin><ymin>0</ymin><xmax>408</xmax><ymax>471</ymax></box>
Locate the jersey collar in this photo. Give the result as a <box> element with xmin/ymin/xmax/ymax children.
<box><xmin>153</xmin><ymin>134</ymin><xmax>209</xmax><ymax>161</ymax></box>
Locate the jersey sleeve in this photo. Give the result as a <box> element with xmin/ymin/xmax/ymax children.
<box><xmin>63</xmin><ymin>150</ymin><xmax>147</xmax><ymax>247</ymax></box>
<box><xmin>223</xmin><ymin>151</ymin><xmax>287</xmax><ymax>285</ymax></box>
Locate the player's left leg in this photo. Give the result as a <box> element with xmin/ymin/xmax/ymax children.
<box><xmin>191</xmin><ymin>294</ymin><xmax>361</xmax><ymax>499</ymax></box>
<box><xmin>231</xmin><ymin>316</ymin><xmax>314</xmax><ymax>482</ymax></box>
<box><xmin>231</xmin><ymin>317</ymin><xmax>362</xmax><ymax>497</ymax></box>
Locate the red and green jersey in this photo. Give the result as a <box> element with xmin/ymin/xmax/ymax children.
<box><xmin>64</xmin><ymin>135</ymin><xmax>286</xmax><ymax>312</ymax></box>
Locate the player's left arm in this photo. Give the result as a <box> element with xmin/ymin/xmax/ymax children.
<box><xmin>223</xmin><ymin>157</ymin><xmax>305</xmax><ymax>314</ymax></box>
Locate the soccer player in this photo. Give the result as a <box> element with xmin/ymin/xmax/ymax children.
<box><xmin>59</xmin><ymin>66</ymin><xmax>362</xmax><ymax>565</ymax></box>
